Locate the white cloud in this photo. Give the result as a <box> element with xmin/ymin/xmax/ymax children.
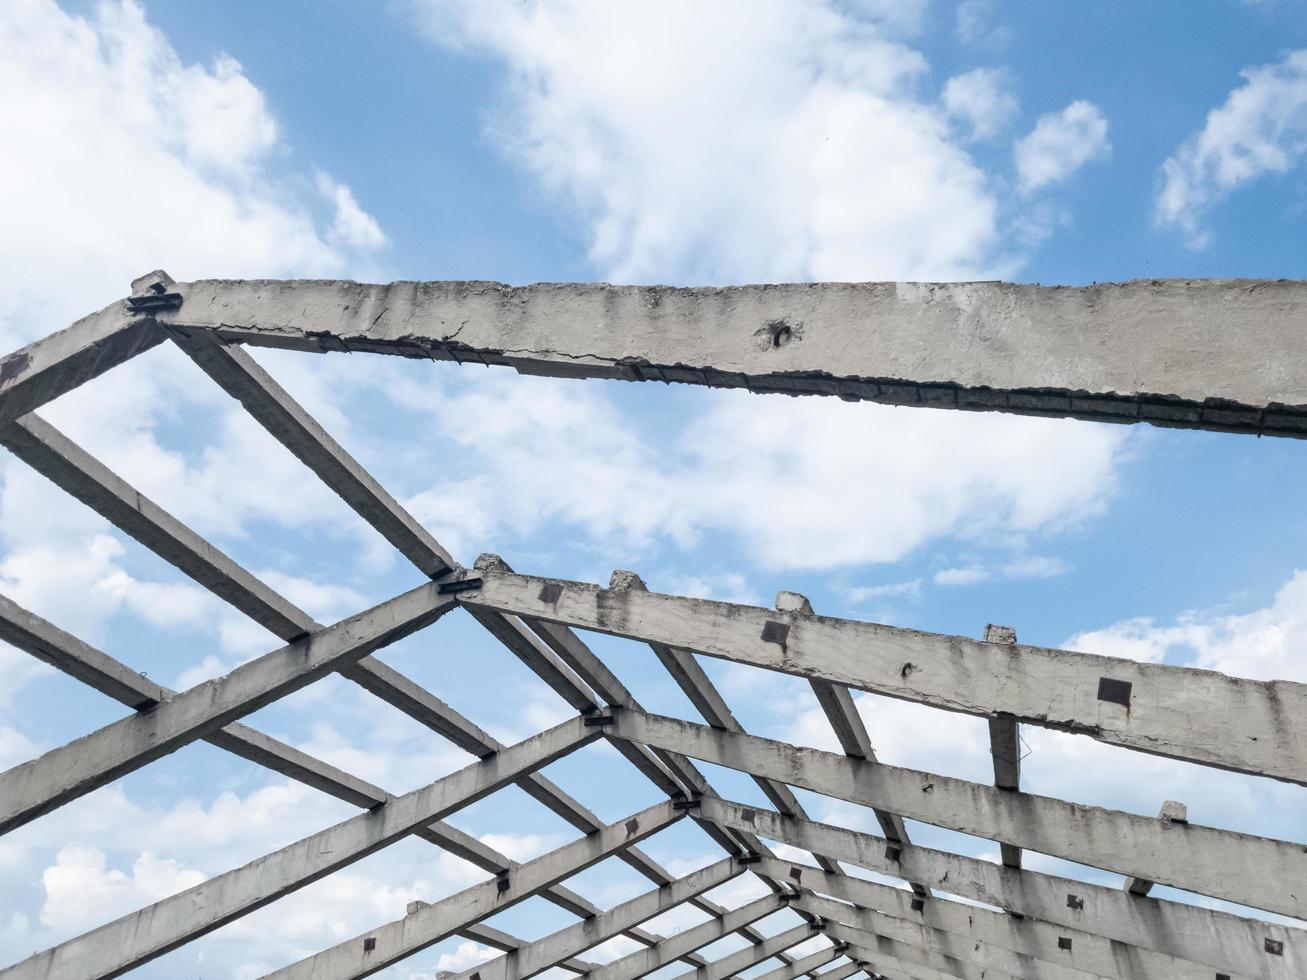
<box><xmin>414</xmin><ymin>0</ymin><xmax>1012</xmax><ymax>282</ymax></box>
<box><xmin>435</xmin><ymin>940</ymin><xmax>496</xmax><ymax>973</ymax></box>
<box><xmin>0</xmin><ymin>0</ymin><xmax>399</xmax><ymax>710</ymax></box>
<box><xmin>842</xmin><ymin>579</ymin><xmax>923</xmax><ymax>604</ymax></box>
<box><xmin>1015</xmin><ymin>100</ymin><xmax>1110</xmax><ymax>192</ymax></box>
<box><xmin>932</xmin><ymin>565</ymin><xmax>989</xmax><ymax>586</ymax></box>
<box><xmin>392</xmin><ymin>372</ymin><xmax>1127</xmax><ymax>573</ymax></box>
<box><xmin>1156</xmin><ymin>49</ymin><xmax>1307</xmax><ymax>248</ymax></box>
<box><xmin>654</xmin><ymin>571</ymin><xmax>763</xmax><ymax>607</ymax></box>
<box><xmin>0</xmin><ymin>0</ymin><xmax>385</xmax><ymax>347</ymax></box>
<box><xmin>318</xmin><ymin>172</ymin><xmax>388</xmax><ymax>251</ymax></box>
<box><xmin>955</xmin><ymin>1</ymin><xmax>1011</xmax><ymax>48</ymax></box>
<box><xmin>1064</xmin><ymin>569</ymin><xmax>1307</xmax><ymax>682</ymax></box>
<box><xmin>40</xmin><ymin>844</ymin><xmax>205</xmax><ymax>934</ymax></box>
<box><xmin>932</xmin><ymin>553</ymin><xmax>1067</xmax><ymax>587</ymax></box>
<box><xmin>942</xmin><ymin>67</ymin><xmax>1018</xmax><ymax>141</ymax></box>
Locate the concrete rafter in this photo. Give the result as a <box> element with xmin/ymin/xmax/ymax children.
<box><xmin>0</xmin><ymin>274</ymin><xmax>1304</xmax><ymax>980</ymax></box>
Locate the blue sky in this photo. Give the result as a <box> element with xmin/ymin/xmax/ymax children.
<box><xmin>3</xmin><ymin>1</ymin><xmax>1307</xmax><ymax>977</ymax></box>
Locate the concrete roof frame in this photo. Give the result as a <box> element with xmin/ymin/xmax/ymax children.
<box><xmin>0</xmin><ymin>271</ymin><xmax>1303</xmax><ymax>980</ymax></box>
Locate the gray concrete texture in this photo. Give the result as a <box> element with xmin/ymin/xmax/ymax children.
<box><xmin>2</xmin><ymin>273</ymin><xmax>1305</xmax><ymax>980</ymax></box>
<box><xmin>152</xmin><ymin>277</ymin><xmax>1307</xmax><ymax>436</ymax></box>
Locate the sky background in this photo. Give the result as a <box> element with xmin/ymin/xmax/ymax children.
<box><xmin>3</xmin><ymin>1</ymin><xmax>1307</xmax><ymax>977</ymax></box>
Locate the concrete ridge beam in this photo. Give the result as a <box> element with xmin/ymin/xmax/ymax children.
<box><xmin>700</xmin><ymin>800</ymin><xmax>1304</xmax><ymax>979</ymax></box>
<box><xmin>155</xmin><ymin>277</ymin><xmax>1307</xmax><ymax>438</ymax></box>
<box><xmin>0</xmin><ymin>580</ymin><xmax>456</xmax><ymax>835</ymax></box>
<box><xmin>603</xmin><ymin>708</ymin><xmax>1307</xmax><ymax>920</ymax></box>
<box><xmin>265</xmin><ymin>800</ymin><xmax>683</xmax><ymax>980</ymax></box>
<box><xmin>459</xmin><ymin>566</ymin><xmax>1307</xmax><ymax>784</ymax></box>
<box><xmin>0</xmin><ymin>715</ymin><xmax>600</xmax><ymax>980</ymax></box>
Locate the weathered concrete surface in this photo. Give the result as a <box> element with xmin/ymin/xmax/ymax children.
<box><xmin>825</xmin><ymin>921</ymin><xmax>1016</xmax><ymax>980</ymax></box>
<box><xmin>169</xmin><ymin>331</ymin><xmax>457</xmax><ymax>576</ymax></box>
<box><xmin>266</xmin><ymin>800</ymin><xmax>682</xmax><ymax>980</ymax></box>
<box><xmin>799</xmin><ymin>893</ymin><xmax>1068</xmax><ymax>980</ymax></box>
<box><xmin>0</xmin><ymin>591</ymin><xmax>691</xmax><ymax>960</ymax></box>
<box><xmin>701</xmin><ymin>800</ymin><xmax>1304</xmax><ymax>979</ymax></box>
<box><xmin>455</xmin><ymin>923</ymin><xmax>595</xmax><ymax>977</ymax></box>
<box><xmin>157</xmin><ymin>277</ymin><xmax>1307</xmax><ymax>436</ymax></box>
<box><xmin>444</xmin><ymin>858</ymin><xmax>746</xmax><ymax>980</ymax></box>
<box><xmin>777</xmin><ymin>588</ymin><xmax>925</xmax><ymax>894</ymax></box>
<box><xmin>461</xmin><ymin>566</ymin><xmax>1307</xmax><ymax>784</ymax></box>
<box><xmin>0</xmin><ymin>414</ymin><xmax>694</xmax><ymax>944</ymax></box>
<box><xmin>0</xmin><ymin>581</ymin><xmax>455</xmax><ymax>835</ymax></box>
<box><xmin>0</xmin><ymin>413</ymin><xmax>316</xmax><ymax>640</ymax></box>
<box><xmin>985</xmin><ymin>624</ymin><xmax>1024</xmax><ymax>870</ymax></box>
<box><xmin>580</xmin><ymin>893</ymin><xmax>787</xmax><ymax>980</ymax></box>
<box><xmin>658</xmin><ymin>922</ymin><xmax>826</xmax><ymax>980</ymax></box>
<box><xmin>605</xmin><ymin>709</ymin><xmax>1307</xmax><ymax>920</ymax></box>
<box><xmin>1</xmin><ymin>716</ymin><xmax>599</xmax><ymax>980</ymax></box>
<box><xmin>760</xmin><ymin>856</ymin><xmax>1236</xmax><ymax>980</ymax></box>
<box><xmin>0</xmin><ymin>300</ymin><xmax>164</xmax><ymax>428</ymax></box>
<box><xmin>734</xmin><ymin>948</ymin><xmax>852</xmax><ymax>980</ymax></box>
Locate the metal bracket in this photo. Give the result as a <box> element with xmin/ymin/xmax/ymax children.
<box><xmin>438</xmin><ymin>576</ymin><xmax>483</xmax><ymax>595</ymax></box>
<box><xmin>737</xmin><ymin>852</ymin><xmax>762</xmax><ymax>865</ymax></box>
<box><xmin>583</xmin><ymin>714</ymin><xmax>615</xmax><ymax>727</ymax></box>
<box><xmin>672</xmin><ymin>798</ymin><xmax>702</xmax><ymax>811</ymax></box>
<box><xmin>126</xmin><ymin>291</ymin><xmax>183</xmax><ymax>313</ymax></box>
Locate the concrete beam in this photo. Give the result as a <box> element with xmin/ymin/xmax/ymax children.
<box><xmin>0</xmin><ymin>413</ymin><xmax>315</xmax><ymax>639</ymax></box>
<box><xmin>0</xmin><ymin>296</ymin><xmax>164</xmax><ymax>428</ymax></box>
<box><xmin>460</xmin><ymin>567</ymin><xmax>1307</xmax><ymax>784</ymax></box>
<box><xmin>824</xmin><ymin>923</ymin><xmax>1002</xmax><ymax>980</ymax></box>
<box><xmin>731</xmin><ymin>946</ymin><xmax>841</xmax><ymax>980</ymax></box>
<box><xmin>607</xmin><ymin>572</ymin><xmax>880</xmax><ymax>889</ymax></box>
<box><xmin>0</xmin><ymin>592</ymin><xmax>692</xmax><ymax>963</ymax></box>
<box><xmin>0</xmin><ymin>416</ymin><xmax>691</xmax><ymax>941</ymax></box>
<box><xmin>455</xmin><ymin>923</ymin><xmax>595</xmax><ymax>976</ymax></box>
<box><xmin>761</xmin><ymin>857</ymin><xmax>1234</xmax><ymax>980</ymax></box>
<box><xmin>581</xmin><ymin>894</ymin><xmax>788</xmax><ymax>980</ymax></box>
<box><xmin>169</xmin><ymin>329</ymin><xmax>457</xmax><ymax>576</ymax></box>
<box><xmin>0</xmin><ymin>580</ymin><xmax>455</xmax><ymax>834</ymax></box>
<box><xmin>0</xmin><ymin>716</ymin><xmax>599</xmax><ymax>980</ymax></box>
<box><xmin>266</xmin><ymin>800</ymin><xmax>682</xmax><ymax>980</ymax></box>
<box><xmin>801</xmin><ymin>895</ymin><xmax>1053</xmax><ymax>980</ymax></box>
<box><xmin>983</xmin><ymin>625</ymin><xmax>1023</xmax><ymax>870</ymax></box>
<box><xmin>147</xmin><ymin>336</ymin><xmax>747</xmax><ymax>964</ymax></box>
<box><xmin>701</xmin><ymin>799</ymin><xmax>1304</xmax><ymax>979</ymax></box>
<box><xmin>661</xmin><ymin>922</ymin><xmax>828</xmax><ymax>980</ymax></box>
<box><xmin>603</xmin><ymin>709</ymin><xmax>1307</xmax><ymax>920</ymax></box>
<box><xmin>1124</xmin><ymin>801</ymin><xmax>1188</xmax><ymax>897</ymax></box>
<box><xmin>156</xmin><ymin>278</ymin><xmax>1307</xmax><ymax>437</ymax></box>
<box><xmin>444</xmin><ymin>858</ymin><xmax>746</xmax><ymax>980</ymax></box>
<box><xmin>472</xmin><ymin>557</ymin><xmax>792</xmax><ymax>958</ymax></box>
<box><xmin>782</xmin><ymin>589</ymin><xmax>927</xmax><ymax>898</ymax></box>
